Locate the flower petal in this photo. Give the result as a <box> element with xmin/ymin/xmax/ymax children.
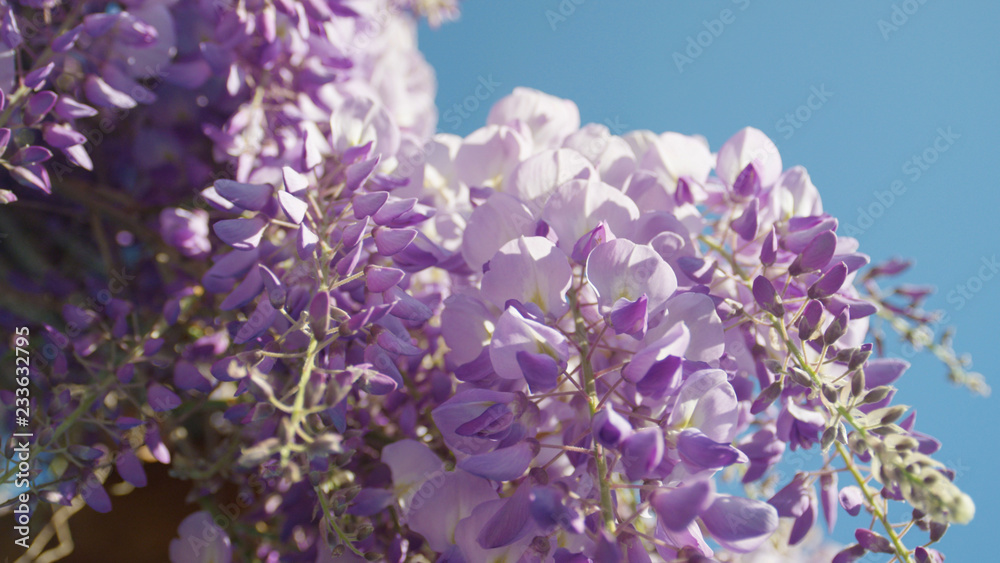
<box><xmin>586</xmin><ymin>238</ymin><xmax>676</xmax><ymax>316</ymax></box>
<box><xmin>374</xmin><ymin>227</ymin><xmax>417</xmax><ymax>256</ymax></box>
<box><xmin>213</xmin><ymin>217</ymin><xmax>267</xmax><ymax>250</ymax></box>
<box><xmin>651</xmin><ymin>480</ymin><xmax>714</xmax><ymax>531</ymax></box>
<box><xmin>147</xmin><ymin>384</ymin><xmax>181</xmax><ymax>412</ymax></box>
<box><xmin>457</xmin><ymin>441</ymin><xmax>536</xmax><ymax>481</ymax></box>
<box><xmin>81</xmin><ymin>480</ymin><xmax>112</xmax><ymax>513</ymax></box>
<box><xmin>608</xmin><ymin>294</ymin><xmax>648</xmax><ymax>338</ymax></box>
<box><xmin>115</xmin><ymin>449</ymin><xmax>147</xmax><ymax>488</ymax></box>
<box><xmin>352</xmin><ymin>190</ymin><xmax>389</xmax><ymax>219</ymax></box>
<box><xmin>700</xmin><ymin>495</ymin><xmax>779</xmax><ymax>553</ymax></box>
<box><xmin>84</xmin><ymin>74</ymin><xmax>136</xmax><ymax>109</ymax></box>
<box><xmin>481</xmin><ymin>236</ymin><xmax>573</xmax><ymax>317</ymax></box>
<box><xmin>214</xmin><ymin>179</ymin><xmax>273</xmax><ymax>211</ymax></box>
<box><xmin>592</xmin><ymin>405</ymin><xmax>633</xmax><ymax>449</ymax></box>
<box><xmin>461</xmin><ymin>192</ymin><xmax>536</xmax><ymax>270</ymax></box>
<box><xmin>677</xmin><ymin>428</ymin><xmax>748</xmax><ymax>470</ymax></box>
<box><xmin>621</xmin><ymin>427</ymin><xmax>664</xmax><ymax>481</ymax></box>
<box><xmin>364</xmin><ymin>265</ymin><xmax>404</xmax><ymax>292</ymax></box>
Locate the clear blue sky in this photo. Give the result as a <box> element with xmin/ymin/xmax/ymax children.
<box><xmin>419</xmin><ymin>1</ymin><xmax>1000</xmax><ymax>558</ymax></box>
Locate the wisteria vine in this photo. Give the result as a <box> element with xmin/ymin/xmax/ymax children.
<box><xmin>0</xmin><ymin>2</ymin><xmax>984</xmax><ymax>563</ymax></box>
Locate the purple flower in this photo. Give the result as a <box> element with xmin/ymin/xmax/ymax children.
<box><xmin>481</xmin><ymin>236</ymin><xmax>573</xmax><ymax>316</ymax></box>
<box><xmin>592</xmin><ymin>405</ymin><xmax>633</xmax><ymax>448</ymax></box>
<box><xmin>541</xmin><ymin>178</ymin><xmax>639</xmax><ymax>254</ymax></box>
<box><xmin>461</xmin><ymin>192</ymin><xmax>537</xmax><ymax>269</ymax></box>
<box><xmin>115</xmin><ymin>450</ymin><xmax>147</xmax><ymax>488</ymax></box>
<box><xmin>169</xmin><ymin>511</ymin><xmax>233</xmax><ymax>563</ymax></box>
<box><xmin>700</xmin><ymin>495</ymin><xmax>779</xmax><ymax>553</ymax></box>
<box><xmin>676</xmin><ymin>427</ymin><xmax>748</xmax><ymax>471</ymax></box>
<box><xmin>457</xmin><ymin>440</ymin><xmax>538</xmax><ymax>481</ymax></box>
<box><xmin>651</xmin><ymin>479</ymin><xmax>714</xmax><ymax>532</ymax></box>
<box><xmin>667</xmin><ymin>369</ymin><xmax>739</xmax><ymax>443</ymax></box>
<box><xmin>385</xmin><ymin>442</ymin><xmax>497</xmax><ymax>553</ymax></box>
<box><xmin>160</xmin><ymin>208</ymin><xmax>211</xmax><ymax>258</ymax></box>
<box><xmin>0</xmin><ymin>8</ymin><xmax>973</xmax><ymax>553</ymax></box>
<box><xmin>839</xmin><ymin>485</ymin><xmax>864</xmax><ymax>516</ymax></box>
<box><xmin>432</xmin><ymin>389</ymin><xmax>522</xmax><ymax>455</ymax></box>
<box><xmin>752</xmin><ymin>275</ymin><xmax>784</xmax><ymax>317</ymax></box>
<box><xmin>776</xmin><ymin>399</ymin><xmax>826</xmax><ymax>450</ymax></box>
<box><xmin>620</xmin><ymin>427</ymin><xmax>665</xmax><ymax>481</ymax></box>
<box><xmin>716</xmin><ymin>128</ymin><xmax>783</xmax><ymax>190</ymax></box>
<box><xmin>487</xmin><ymin>87</ymin><xmax>581</xmax><ymax>150</ymax></box>
<box><xmin>767</xmin><ymin>473</ymin><xmax>816</xmax><ymax>545</ymax></box>
<box><xmin>489</xmin><ymin>306</ymin><xmax>569</xmax><ymax>389</ymax></box>
<box><xmin>530</xmin><ymin>486</ymin><xmax>584</xmax><ymax>533</ymax></box>
<box><xmin>585</xmin><ymin>238</ymin><xmax>676</xmax><ymax>317</ymax></box>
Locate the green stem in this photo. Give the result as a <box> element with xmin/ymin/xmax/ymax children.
<box><xmin>836</xmin><ymin>442</ymin><xmax>912</xmax><ymax>563</ymax></box>
<box><xmin>571</xmin><ymin>291</ymin><xmax>615</xmax><ymax>533</ymax></box>
<box><xmin>316</xmin><ymin>485</ymin><xmax>365</xmax><ymax>557</ymax></box>
<box><xmin>696</xmin><ymin>219</ymin><xmax>920</xmax><ymax>560</ymax></box>
<box><xmin>698</xmin><ymin>234</ymin><xmax>747</xmax><ymax>279</ymax></box>
<box><xmin>774</xmin><ymin>317</ymin><xmax>912</xmax><ymax>562</ymax></box>
<box><xmin>280</xmin><ymin>337</ymin><xmax>319</xmax><ymax>466</ymax></box>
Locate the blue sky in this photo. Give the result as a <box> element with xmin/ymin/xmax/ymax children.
<box><xmin>420</xmin><ymin>1</ymin><xmax>1000</xmax><ymax>558</ymax></box>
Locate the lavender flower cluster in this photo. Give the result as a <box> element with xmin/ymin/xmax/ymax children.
<box><xmin>0</xmin><ymin>2</ymin><xmax>980</xmax><ymax>563</ymax></box>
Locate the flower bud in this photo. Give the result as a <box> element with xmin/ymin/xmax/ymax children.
<box><xmin>571</xmin><ymin>221</ymin><xmax>612</xmax><ymax>262</ymax></box>
<box><xmin>929</xmin><ymin>521</ymin><xmax>948</xmax><ymax>543</ymax></box>
<box><xmin>848</xmin><ymin>344</ymin><xmax>873</xmax><ymax>372</ymax></box>
<box><xmin>675</xmin><ymin>176</ymin><xmax>695</xmax><ymax>205</ymax></box>
<box><xmin>849</xmin><ymin>432</ymin><xmax>868</xmax><ymax>457</ymax></box>
<box><xmin>356</xmin><ymin>525</ymin><xmax>374</xmax><ymax>540</ymax></box>
<box><xmin>821</xmin><ymin>384</ymin><xmax>839</xmax><ymax>404</ymax></box>
<box><xmin>875</xmin><ymin>405</ymin><xmax>908</xmax><ymax>426</ymax></box>
<box><xmin>787</xmin><ymin>367</ymin><xmax>813</xmax><ymax>388</ymax></box>
<box><xmin>308</xmin><ymin>291</ymin><xmax>331</xmax><ymax>339</ymax></box>
<box><xmin>850</xmin><ymin>370</ymin><xmax>865</xmax><ymax>398</ymax></box>
<box><xmin>823</xmin><ymin>309</ymin><xmax>850</xmax><ymax>345</ymax></box>
<box><xmin>808</xmin><ymin>262</ymin><xmax>848</xmax><ymax>300</ymax></box>
<box><xmin>834</xmin><ymin>348</ymin><xmax>855</xmax><ymax>363</ymax></box>
<box><xmin>788</xmin><ymin>230</ymin><xmax>837</xmax><ymax>276</ymax></box>
<box><xmin>751</xmin><ymin>380</ymin><xmax>783</xmax><ymax>415</ymax></box>
<box><xmin>752</xmin><ymin>275</ymin><xmax>784</xmax><ymax>317</ymax></box>
<box><xmin>854</xmin><ymin>528</ymin><xmax>894</xmax><ymax>554</ymax></box>
<box><xmin>821</xmin><ymin>426</ymin><xmax>838</xmax><ymax>451</ymax></box>
<box><xmin>797</xmin><ymin>300</ymin><xmax>824</xmax><ymax>341</ymax></box>
<box><xmin>832</xmin><ymin>543</ymin><xmax>866</xmax><ymax>563</ymax></box>
<box><xmin>760</xmin><ymin>226</ymin><xmax>778</xmax><ymax>266</ymax></box>
<box><xmin>861</xmin><ymin>386</ymin><xmax>893</xmax><ymax>405</ymax></box>
<box><xmin>947</xmin><ymin>490</ymin><xmax>975</xmax><ymax>524</ymax></box>
<box><xmin>915</xmin><ymin>546</ymin><xmax>945</xmax><ymax>563</ymax></box>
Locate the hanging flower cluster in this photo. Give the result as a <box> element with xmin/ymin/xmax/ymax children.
<box><xmin>0</xmin><ymin>3</ymin><xmax>981</xmax><ymax>563</ymax></box>
<box><xmin>386</xmin><ymin>87</ymin><xmax>979</xmax><ymax>562</ymax></box>
<box><xmin>2</xmin><ymin>1</ymin><xmax>456</xmax><ymax>561</ymax></box>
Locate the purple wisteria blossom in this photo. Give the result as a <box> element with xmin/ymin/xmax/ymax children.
<box><xmin>0</xmin><ymin>2</ymin><xmax>981</xmax><ymax>562</ymax></box>
<box><xmin>385</xmin><ymin>87</ymin><xmax>978</xmax><ymax>561</ymax></box>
